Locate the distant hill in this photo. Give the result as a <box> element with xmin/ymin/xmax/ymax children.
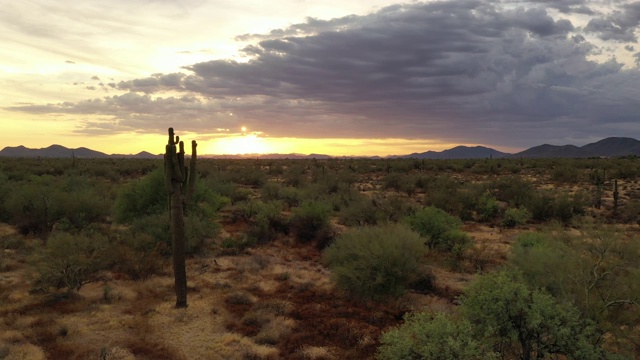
<box><xmin>399</xmin><ymin>146</ymin><xmax>509</xmax><ymax>159</ymax></box>
<box><xmin>3</xmin><ymin>137</ymin><xmax>640</xmax><ymax>159</ymax></box>
<box><xmin>201</xmin><ymin>153</ymin><xmax>332</xmax><ymax>159</ymax></box>
<box><xmin>0</xmin><ymin>145</ymin><xmax>156</xmax><ymax>159</ymax></box>
<box><xmin>514</xmin><ymin>137</ymin><xmax>640</xmax><ymax>158</ymax></box>
<box><xmin>580</xmin><ymin>137</ymin><xmax>640</xmax><ymax>157</ymax></box>
<box><xmin>0</xmin><ymin>145</ymin><xmax>109</xmax><ymax>158</ymax></box>
<box><xmin>514</xmin><ymin>144</ymin><xmax>587</xmax><ymax>158</ymax></box>
<box><xmin>111</xmin><ymin>151</ymin><xmax>162</xmax><ymax>159</ymax></box>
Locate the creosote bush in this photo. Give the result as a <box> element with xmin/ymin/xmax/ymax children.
<box><xmin>290</xmin><ymin>201</ymin><xmax>332</xmax><ymax>243</ymax></box>
<box><xmin>32</xmin><ymin>231</ymin><xmax>108</xmax><ymax>291</ymax></box>
<box><xmin>323</xmin><ymin>223</ymin><xmax>427</xmax><ymax>301</ymax></box>
<box><xmin>406</xmin><ymin>206</ymin><xmax>470</xmax><ymax>253</ymax></box>
<box><xmin>114</xmin><ymin>168</ymin><xmax>224</xmax><ymax>254</ymax></box>
<box><xmin>502</xmin><ymin>207</ymin><xmax>531</xmax><ymax>228</ymax></box>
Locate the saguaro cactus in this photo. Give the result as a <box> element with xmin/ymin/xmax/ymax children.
<box><xmin>164</xmin><ymin>127</ymin><xmax>197</xmax><ymax>308</ymax></box>
<box><xmin>613</xmin><ymin>179</ymin><xmax>619</xmax><ymax>215</ymax></box>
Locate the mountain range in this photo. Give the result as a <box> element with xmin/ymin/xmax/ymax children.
<box><xmin>2</xmin><ymin>137</ymin><xmax>639</xmax><ymax>160</ymax></box>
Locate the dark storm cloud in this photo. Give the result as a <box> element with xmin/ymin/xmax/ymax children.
<box><xmin>514</xmin><ymin>0</ymin><xmax>594</xmax><ymax>14</ymax></box>
<box><xmin>585</xmin><ymin>1</ymin><xmax>640</xmax><ymax>42</ymax></box>
<box><xmin>8</xmin><ymin>0</ymin><xmax>640</xmax><ymax>147</ymax></box>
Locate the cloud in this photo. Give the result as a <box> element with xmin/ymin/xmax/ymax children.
<box><xmin>585</xmin><ymin>1</ymin><xmax>640</xmax><ymax>42</ymax></box>
<box><xmin>514</xmin><ymin>0</ymin><xmax>594</xmax><ymax>14</ymax></box>
<box><xmin>8</xmin><ymin>0</ymin><xmax>640</xmax><ymax>148</ymax></box>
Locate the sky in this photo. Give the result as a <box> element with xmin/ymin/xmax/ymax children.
<box><xmin>2</xmin><ymin>0</ymin><xmax>640</xmax><ymax>156</ymax></box>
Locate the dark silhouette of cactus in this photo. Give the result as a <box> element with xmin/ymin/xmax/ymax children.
<box><xmin>591</xmin><ymin>169</ymin><xmax>605</xmax><ymax>209</ymax></box>
<box><xmin>164</xmin><ymin>127</ymin><xmax>197</xmax><ymax>308</ymax></box>
<box><xmin>613</xmin><ymin>179</ymin><xmax>619</xmax><ymax>214</ymax></box>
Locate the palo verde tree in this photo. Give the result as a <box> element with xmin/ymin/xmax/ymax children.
<box><xmin>164</xmin><ymin>127</ymin><xmax>197</xmax><ymax>308</ymax></box>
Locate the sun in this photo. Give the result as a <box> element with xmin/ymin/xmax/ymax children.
<box><xmin>241</xmin><ymin>126</ymin><xmax>247</xmax><ymax>132</ymax></box>
<box><xmin>207</xmin><ymin>133</ymin><xmax>271</xmax><ymax>154</ymax></box>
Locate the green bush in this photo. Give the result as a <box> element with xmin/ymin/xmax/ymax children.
<box><xmin>246</xmin><ymin>201</ymin><xmax>289</xmax><ymax>243</ymax></box>
<box><xmin>494</xmin><ymin>176</ymin><xmax>535</xmax><ymax>207</ymax></box>
<box><xmin>502</xmin><ymin>207</ymin><xmax>531</xmax><ymax>228</ymax></box>
<box><xmin>406</xmin><ymin>206</ymin><xmax>466</xmax><ymax>252</ymax></box>
<box><xmin>510</xmin><ymin>225</ymin><xmax>640</xmax><ymax>352</ymax></box>
<box><xmin>108</xmin><ymin>232</ymin><xmax>168</xmax><ymax>280</ymax></box>
<box><xmin>461</xmin><ymin>271</ymin><xmax>608</xmax><ymax>360</ymax></box>
<box><xmin>440</xmin><ymin>229</ymin><xmax>472</xmax><ymax>257</ymax></box>
<box><xmin>377</xmin><ymin>312</ymin><xmax>497</xmax><ymax>360</ymax></box>
<box><xmin>32</xmin><ymin>231</ymin><xmax>108</xmax><ymax>291</ymax></box>
<box><xmin>323</xmin><ymin>223</ymin><xmax>426</xmax><ymax>301</ymax></box>
<box><xmin>114</xmin><ymin>169</ymin><xmax>167</xmax><ymax>222</ymax></box>
<box><xmin>339</xmin><ymin>197</ymin><xmax>384</xmax><ymax>226</ymax></box>
<box><xmin>3</xmin><ymin>175</ymin><xmax>111</xmax><ymax>235</ymax></box>
<box><xmin>477</xmin><ymin>193</ymin><xmax>500</xmax><ymax>222</ymax></box>
<box><xmin>290</xmin><ymin>201</ymin><xmax>332</xmax><ymax>243</ymax></box>
<box><xmin>260</xmin><ymin>182</ymin><xmax>301</xmax><ymax>209</ymax></box>
<box><xmin>131</xmin><ymin>212</ymin><xmax>219</xmax><ymax>255</ymax></box>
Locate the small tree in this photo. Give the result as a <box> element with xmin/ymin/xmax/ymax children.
<box><xmin>461</xmin><ymin>271</ymin><xmax>607</xmax><ymax>360</ymax></box>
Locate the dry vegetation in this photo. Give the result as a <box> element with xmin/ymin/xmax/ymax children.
<box><xmin>0</xmin><ymin>156</ymin><xmax>639</xmax><ymax>359</ymax></box>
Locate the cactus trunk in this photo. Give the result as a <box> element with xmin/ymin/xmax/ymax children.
<box><xmin>164</xmin><ymin>127</ymin><xmax>197</xmax><ymax>308</ymax></box>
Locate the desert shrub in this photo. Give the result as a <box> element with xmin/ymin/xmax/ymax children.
<box><xmin>246</xmin><ymin>201</ymin><xmax>289</xmax><ymax>243</ymax></box>
<box><xmin>2</xmin><ymin>174</ymin><xmax>111</xmax><ymax>235</ymax></box>
<box><xmin>551</xmin><ymin>165</ymin><xmax>580</xmax><ymax>183</ymax></box>
<box><xmin>617</xmin><ymin>199</ymin><xmax>640</xmax><ymax>224</ymax></box>
<box><xmin>108</xmin><ymin>232</ymin><xmax>168</xmax><ymax>280</ymax></box>
<box><xmin>131</xmin><ymin>212</ymin><xmax>219</xmax><ymax>255</ymax></box>
<box><xmin>323</xmin><ymin>223</ymin><xmax>427</xmax><ymax>301</ymax></box>
<box><xmin>339</xmin><ymin>197</ymin><xmax>384</xmax><ymax>226</ymax></box>
<box><xmin>184</xmin><ymin>212</ymin><xmax>221</xmax><ymax>253</ymax></box>
<box><xmin>526</xmin><ymin>191</ymin><xmax>556</xmax><ymax>222</ymax></box>
<box><xmin>382</xmin><ymin>173</ymin><xmax>403</xmax><ymax>191</ymax></box>
<box><xmin>406</xmin><ymin>206</ymin><xmax>468</xmax><ymax>252</ymax></box>
<box><xmin>290</xmin><ymin>201</ymin><xmax>332</xmax><ymax>243</ymax></box>
<box><xmin>510</xmin><ymin>225</ymin><xmax>640</xmax><ymax>354</ymax></box>
<box><xmin>377</xmin><ymin>312</ymin><xmax>497</xmax><ymax>360</ymax></box>
<box><xmin>114</xmin><ymin>169</ymin><xmax>167</xmax><ymax>222</ymax></box>
<box><xmin>230</xmin><ymin>199</ymin><xmax>264</xmax><ymax>223</ymax></box>
<box><xmin>115</xmin><ymin>168</ymin><xmax>226</xmax><ymax>222</ymax></box>
<box><xmin>222</xmin><ymin>166</ymin><xmax>267</xmax><ymax>187</ymax></box>
<box><xmin>461</xmin><ymin>271</ymin><xmax>609</xmax><ymax>360</ymax></box>
<box><xmin>219</xmin><ymin>234</ymin><xmax>256</xmax><ymax>255</ymax></box>
<box><xmin>32</xmin><ymin>231</ymin><xmax>108</xmax><ymax>291</ymax></box>
<box><xmin>494</xmin><ymin>176</ymin><xmax>536</xmax><ymax>207</ymax></box>
<box><xmin>426</xmin><ymin>180</ymin><xmax>486</xmax><ymax>221</ymax></box>
<box><xmin>502</xmin><ymin>207</ymin><xmax>531</xmax><ymax>228</ymax></box>
<box><xmin>229</xmin><ymin>187</ymin><xmax>253</xmax><ymax>205</ymax></box>
<box><xmin>477</xmin><ymin>193</ymin><xmax>500</xmax><ymax>222</ymax></box>
<box><xmin>283</xmin><ymin>165</ymin><xmax>306</xmax><ymax>187</ymax></box>
<box><xmin>204</xmin><ymin>178</ymin><xmax>237</xmax><ymax>198</ymax></box>
<box><xmin>440</xmin><ymin>229</ymin><xmax>472</xmax><ymax>258</ymax></box>
<box><xmin>376</xmin><ymin>195</ymin><xmax>415</xmax><ymax>223</ymax></box>
<box><xmin>261</xmin><ymin>182</ymin><xmax>301</xmax><ymax>209</ymax></box>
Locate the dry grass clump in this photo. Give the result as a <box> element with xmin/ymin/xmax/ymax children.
<box><xmin>226</xmin><ymin>291</ymin><xmax>256</xmax><ymax>306</ymax></box>
<box><xmin>98</xmin><ymin>346</ymin><xmax>136</xmax><ymax>360</ymax></box>
<box><xmin>215</xmin><ymin>333</ymin><xmax>279</xmax><ymax>360</ymax></box>
<box><xmin>255</xmin><ymin>316</ymin><xmax>295</xmax><ymax>345</ymax></box>
<box><xmin>296</xmin><ymin>346</ymin><xmax>335</xmax><ymax>359</ymax></box>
